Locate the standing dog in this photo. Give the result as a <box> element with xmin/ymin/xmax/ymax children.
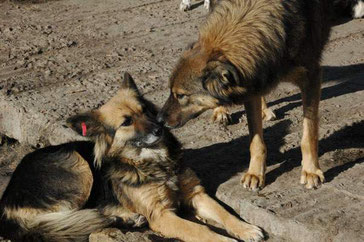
<box><xmin>158</xmin><ymin>0</ymin><xmax>362</xmax><ymax>191</ymax></box>
<box><xmin>0</xmin><ymin>73</ymin><xmax>263</xmax><ymax>242</ymax></box>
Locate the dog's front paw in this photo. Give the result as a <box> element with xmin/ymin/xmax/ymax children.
<box><xmin>300</xmin><ymin>168</ymin><xmax>324</xmax><ymax>189</ymax></box>
<box><xmin>179</xmin><ymin>2</ymin><xmax>191</xmax><ymax>11</ymax></box>
<box><xmin>262</xmin><ymin>107</ymin><xmax>276</xmax><ymax>121</ymax></box>
<box><xmin>229</xmin><ymin>223</ymin><xmax>264</xmax><ymax>242</ymax></box>
<box><xmin>212</xmin><ymin>106</ymin><xmax>231</xmax><ymax>125</ymax></box>
<box><xmin>241</xmin><ymin>172</ymin><xmax>265</xmax><ymax>191</ymax></box>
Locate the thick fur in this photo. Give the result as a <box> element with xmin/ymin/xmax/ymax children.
<box><xmin>159</xmin><ymin>0</ymin><xmax>332</xmax><ymax>126</ymax></box>
<box><xmin>0</xmin><ymin>73</ymin><xmax>264</xmax><ymax>242</ymax></box>
<box><xmin>0</xmin><ymin>142</ymin><xmax>115</xmax><ymax>242</ymax></box>
<box><xmin>158</xmin><ymin>0</ymin><xmax>360</xmax><ymax>190</ymax></box>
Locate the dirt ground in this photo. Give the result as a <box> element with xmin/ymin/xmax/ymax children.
<box><xmin>0</xmin><ymin>0</ymin><xmax>363</xmax><ymax>241</ymax></box>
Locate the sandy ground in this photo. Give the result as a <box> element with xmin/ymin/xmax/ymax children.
<box><xmin>0</xmin><ymin>0</ymin><xmax>363</xmax><ymax>241</ymax></box>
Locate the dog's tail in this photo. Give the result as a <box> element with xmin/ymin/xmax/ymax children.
<box><xmin>24</xmin><ymin>209</ymin><xmax>112</xmax><ymax>242</ymax></box>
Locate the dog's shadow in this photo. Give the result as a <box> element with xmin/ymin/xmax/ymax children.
<box><xmin>184</xmin><ymin>119</ymin><xmax>364</xmax><ymax>195</ymax></box>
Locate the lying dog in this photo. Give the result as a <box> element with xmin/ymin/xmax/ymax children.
<box><xmin>158</xmin><ymin>0</ymin><xmax>363</xmax><ymax>191</ymax></box>
<box><xmin>0</xmin><ymin>73</ymin><xmax>263</xmax><ymax>242</ymax></box>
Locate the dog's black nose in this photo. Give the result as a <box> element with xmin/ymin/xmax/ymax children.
<box><xmin>152</xmin><ymin>126</ymin><xmax>163</xmax><ymax>136</ymax></box>
<box><xmin>156</xmin><ymin>113</ymin><xmax>165</xmax><ymax>124</ymax></box>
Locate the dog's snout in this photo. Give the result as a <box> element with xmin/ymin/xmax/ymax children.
<box><xmin>156</xmin><ymin>112</ymin><xmax>165</xmax><ymax>124</ymax></box>
<box><xmin>152</xmin><ymin>126</ymin><xmax>163</xmax><ymax>136</ymax></box>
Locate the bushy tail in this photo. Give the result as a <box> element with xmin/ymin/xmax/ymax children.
<box><xmin>27</xmin><ymin>209</ymin><xmax>112</xmax><ymax>242</ymax></box>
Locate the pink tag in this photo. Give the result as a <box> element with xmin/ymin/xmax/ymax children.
<box><xmin>81</xmin><ymin>122</ymin><xmax>87</xmax><ymax>136</ymax></box>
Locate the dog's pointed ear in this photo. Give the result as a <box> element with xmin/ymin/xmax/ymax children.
<box><xmin>66</xmin><ymin>111</ymin><xmax>105</xmax><ymax>138</ymax></box>
<box><xmin>202</xmin><ymin>61</ymin><xmax>239</xmax><ymax>101</ymax></box>
<box><xmin>121</xmin><ymin>72</ymin><xmax>140</xmax><ymax>94</ymax></box>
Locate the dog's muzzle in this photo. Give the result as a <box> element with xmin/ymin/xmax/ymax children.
<box><xmin>133</xmin><ymin>126</ymin><xmax>164</xmax><ymax>147</ymax></box>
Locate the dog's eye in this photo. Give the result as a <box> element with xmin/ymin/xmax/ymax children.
<box><xmin>176</xmin><ymin>93</ymin><xmax>186</xmax><ymax>99</ymax></box>
<box><xmin>121</xmin><ymin>116</ymin><xmax>133</xmax><ymax>126</ymax></box>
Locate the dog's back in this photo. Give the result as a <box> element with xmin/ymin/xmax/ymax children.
<box><xmin>0</xmin><ymin>141</ymin><xmax>112</xmax><ymax>241</ymax></box>
<box><xmin>199</xmin><ymin>0</ymin><xmax>334</xmax><ymax>92</ymax></box>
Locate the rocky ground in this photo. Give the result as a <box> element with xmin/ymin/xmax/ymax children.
<box><xmin>0</xmin><ymin>0</ymin><xmax>363</xmax><ymax>241</ymax></box>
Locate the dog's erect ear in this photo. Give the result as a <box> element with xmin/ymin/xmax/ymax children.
<box><xmin>66</xmin><ymin>112</ymin><xmax>105</xmax><ymax>138</ymax></box>
<box><xmin>121</xmin><ymin>72</ymin><xmax>140</xmax><ymax>94</ymax></box>
<box><xmin>202</xmin><ymin>61</ymin><xmax>239</xmax><ymax>101</ymax></box>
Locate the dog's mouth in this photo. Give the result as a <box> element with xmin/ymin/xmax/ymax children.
<box><xmin>132</xmin><ymin>131</ymin><xmax>164</xmax><ymax>148</ymax></box>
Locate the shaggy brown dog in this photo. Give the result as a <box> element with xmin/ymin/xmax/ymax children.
<box><xmin>0</xmin><ymin>73</ymin><xmax>263</xmax><ymax>242</ymax></box>
<box><xmin>157</xmin><ymin>0</ymin><xmax>351</xmax><ymax>191</ymax></box>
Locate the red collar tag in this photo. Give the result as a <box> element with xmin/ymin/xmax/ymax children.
<box><xmin>81</xmin><ymin>122</ymin><xmax>87</xmax><ymax>136</ymax></box>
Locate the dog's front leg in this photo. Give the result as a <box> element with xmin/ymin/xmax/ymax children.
<box><xmin>149</xmin><ymin>210</ymin><xmax>236</xmax><ymax>242</ymax></box>
<box><xmin>241</xmin><ymin>96</ymin><xmax>267</xmax><ymax>190</ymax></box>
<box><xmin>190</xmin><ymin>192</ymin><xmax>264</xmax><ymax>242</ymax></box>
<box><xmin>212</xmin><ymin>106</ymin><xmax>231</xmax><ymax>125</ymax></box>
<box><xmin>298</xmin><ymin>69</ymin><xmax>324</xmax><ymax>189</ymax></box>
<box><xmin>179</xmin><ymin>169</ymin><xmax>264</xmax><ymax>241</ymax></box>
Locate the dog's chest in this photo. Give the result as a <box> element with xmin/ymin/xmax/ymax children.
<box><xmin>110</xmin><ymin>148</ymin><xmax>180</xmax><ymax>189</ymax></box>
<box><xmin>137</xmin><ymin>149</ymin><xmax>180</xmax><ymax>190</ymax></box>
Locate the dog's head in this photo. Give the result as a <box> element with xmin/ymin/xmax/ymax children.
<box><xmin>67</xmin><ymin>72</ymin><xmax>166</xmax><ymax>166</ymax></box>
<box><xmin>157</xmin><ymin>44</ymin><xmax>245</xmax><ymax>128</ymax></box>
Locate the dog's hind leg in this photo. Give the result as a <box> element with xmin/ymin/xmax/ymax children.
<box><xmin>241</xmin><ymin>96</ymin><xmax>267</xmax><ymax>190</ymax></box>
<box><xmin>179</xmin><ymin>169</ymin><xmax>264</xmax><ymax>242</ymax></box>
<box><xmin>298</xmin><ymin>68</ymin><xmax>324</xmax><ymax>189</ymax></box>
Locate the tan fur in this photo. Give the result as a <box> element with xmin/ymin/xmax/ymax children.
<box><xmin>298</xmin><ymin>71</ymin><xmax>325</xmax><ymax>189</ymax></box>
<box><xmin>94</xmin><ymin>134</ymin><xmax>111</xmax><ymax>168</ymax></box>
<box><xmin>72</xmin><ymin>152</ymin><xmax>94</xmax><ymax>207</ymax></box>
<box><xmin>3</xmin><ymin>200</ymin><xmax>77</xmax><ymax>229</ymax></box>
<box><xmin>212</xmin><ymin>106</ymin><xmax>231</xmax><ymax>124</ymax></box>
<box><xmin>28</xmin><ymin>209</ymin><xmax>111</xmax><ymax>242</ymax></box>
<box><xmin>199</xmin><ymin>0</ymin><xmax>285</xmax><ymax>80</ymax></box>
<box><xmin>112</xmin><ymin>167</ymin><xmax>262</xmax><ymax>242</ymax></box>
<box><xmin>99</xmin><ymin>89</ymin><xmax>142</xmax><ymax>129</ymax></box>
<box><xmin>241</xmin><ymin>96</ymin><xmax>267</xmax><ymax>190</ymax></box>
<box><xmin>4</xmin><ymin>207</ymin><xmax>44</xmax><ymax>228</ymax></box>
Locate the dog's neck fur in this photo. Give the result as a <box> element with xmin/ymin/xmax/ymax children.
<box><xmin>102</xmin><ymin>139</ymin><xmax>182</xmax><ymax>188</ymax></box>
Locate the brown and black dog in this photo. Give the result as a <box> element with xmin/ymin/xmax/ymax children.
<box><xmin>157</xmin><ymin>0</ymin><xmax>361</xmax><ymax>191</ymax></box>
<box><xmin>0</xmin><ymin>73</ymin><xmax>263</xmax><ymax>242</ymax></box>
